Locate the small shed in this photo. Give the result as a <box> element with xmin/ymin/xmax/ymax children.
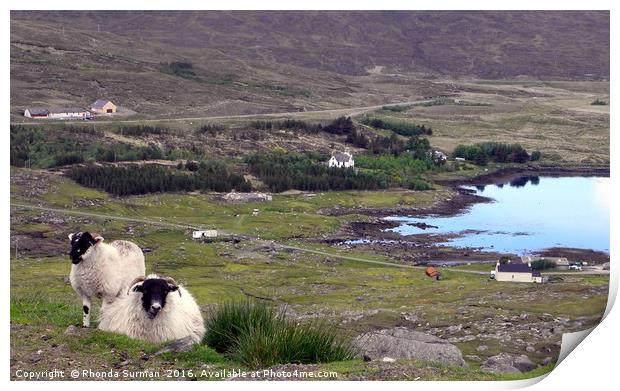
<box><xmin>91</xmin><ymin>99</ymin><xmax>117</xmax><ymax>114</ymax></box>
<box><xmin>192</xmin><ymin>230</ymin><xmax>218</xmax><ymax>239</ymax></box>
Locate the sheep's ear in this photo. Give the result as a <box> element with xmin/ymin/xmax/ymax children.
<box><xmin>127</xmin><ymin>276</ymin><xmax>146</xmax><ymax>295</ymax></box>
<box><xmin>128</xmin><ymin>283</ymin><xmax>143</xmax><ymax>295</ymax></box>
<box><xmin>168</xmin><ymin>285</ymin><xmax>181</xmax><ymax>297</ymax></box>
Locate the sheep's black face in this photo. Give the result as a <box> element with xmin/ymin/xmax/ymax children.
<box><xmin>69</xmin><ymin>232</ymin><xmax>96</xmax><ymax>264</ymax></box>
<box><xmin>133</xmin><ymin>279</ymin><xmax>179</xmax><ymax>319</ymax></box>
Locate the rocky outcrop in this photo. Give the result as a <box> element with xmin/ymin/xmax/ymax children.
<box><xmin>481</xmin><ymin>353</ymin><xmax>537</xmax><ymax>374</ymax></box>
<box><xmin>354</xmin><ymin>327</ymin><xmax>467</xmax><ymax>367</ymax></box>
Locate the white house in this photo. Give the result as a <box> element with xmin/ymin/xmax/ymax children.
<box><xmin>328</xmin><ymin>152</ymin><xmax>354</xmax><ymax>168</ymax></box>
<box><xmin>192</xmin><ymin>230</ymin><xmax>218</xmax><ymax>239</ymax></box>
<box><xmin>493</xmin><ymin>260</ymin><xmax>545</xmax><ymax>283</ymax></box>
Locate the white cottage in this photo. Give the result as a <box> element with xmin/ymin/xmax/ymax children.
<box><xmin>328</xmin><ymin>152</ymin><xmax>354</xmax><ymax>168</ymax></box>
<box><xmin>493</xmin><ymin>260</ymin><xmax>545</xmax><ymax>283</ymax></box>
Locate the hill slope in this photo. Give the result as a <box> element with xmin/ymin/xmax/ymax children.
<box><xmin>10</xmin><ymin>11</ymin><xmax>609</xmax><ymax>117</ymax></box>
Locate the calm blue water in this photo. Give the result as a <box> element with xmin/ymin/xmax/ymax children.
<box><xmin>387</xmin><ymin>176</ymin><xmax>610</xmax><ymax>254</ymax></box>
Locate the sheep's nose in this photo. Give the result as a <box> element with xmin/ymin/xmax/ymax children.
<box><xmin>150</xmin><ymin>303</ymin><xmax>161</xmax><ymax>313</ymax></box>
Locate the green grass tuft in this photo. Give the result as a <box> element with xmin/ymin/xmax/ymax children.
<box><xmin>11</xmin><ymin>294</ymin><xmax>79</xmax><ymax>326</ymax></box>
<box><xmin>204</xmin><ymin>301</ymin><xmax>356</xmax><ymax>368</ymax></box>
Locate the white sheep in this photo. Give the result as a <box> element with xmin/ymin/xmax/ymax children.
<box><xmin>68</xmin><ymin>231</ymin><xmax>146</xmax><ymax>327</ymax></box>
<box><xmin>98</xmin><ymin>274</ymin><xmax>205</xmax><ymax>345</ymax></box>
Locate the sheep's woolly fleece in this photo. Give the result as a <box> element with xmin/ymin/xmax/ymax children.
<box><xmin>70</xmin><ymin>238</ymin><xmax>146</xmax><ymax>302</ymax></box>
<box><xmin>98</xmin><ymin>275</ymin><xmax>206</xmax><ymax>344</ymax></box>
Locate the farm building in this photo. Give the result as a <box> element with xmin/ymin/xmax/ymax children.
<box><xmin>328</xmin><ymin>152</ymin><xmax>354</xmax><ymax>168</ymax></box>
<box><xmin>192</xmin><ymin>230</ymin><xmax>218</xmax><ymax>239</ymax></box>
<box><xmin>493</xmin><ymin>261</ymin><xmax>545</xmax><ymax>283</ymax></box>
<box><xmin>90</xmin><ymin>99</ymin><xmax>117</xmax><ymax>114</ymax></box>
<box><xmin>24</xmin><ymin>107</ymin><xmax>91</xmax><ymax>119</ymax></box>
<box><xmin>23</xmin><ymin>108</ymin><xmax>50</xmax><ymax>118</ymax></box>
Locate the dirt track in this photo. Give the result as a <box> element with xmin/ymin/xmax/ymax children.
<box><xmin>11</xmin><ymin>99</ymin><xmax>434</xmax><ymax>126</ymax></box>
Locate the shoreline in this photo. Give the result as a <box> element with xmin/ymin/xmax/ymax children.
<box><xmin>318</xmin><ymin>165</ymin><xmax>610</xmax><ymax>265</ymax></box>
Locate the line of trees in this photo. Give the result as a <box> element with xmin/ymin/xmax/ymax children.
<box><xmin>69</xmin><ymin>162</ymin><xmax>251</xmax><ymax>196</ymax></box>
<box><xmin>453</xmin><ymin>142</ymin><xmax>540</xmax><ymax>165</ymax></box>
<box><xmin>245</xmin><ymin>152</ymin><xmax>390</xmax><ymax>192</ymax></box>
<box><xmin>361</xmin><ymin>117</ymin><xmax>432</xmax><ymax>137</ymax></box>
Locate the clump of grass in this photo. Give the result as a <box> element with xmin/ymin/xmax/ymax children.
<box><xmin>204</xmin><ymin>301</ymin><xmax>356</xmax><ymax>368</ymax></box>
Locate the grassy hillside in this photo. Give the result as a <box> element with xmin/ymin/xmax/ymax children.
<box><xmin>10</xmin><ymin>169</ymin><xmax>608</xmax><ymax>380</ymax></box>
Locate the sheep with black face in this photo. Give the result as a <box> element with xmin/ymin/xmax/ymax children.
<box><xmin>98</xmin><ymin>274</ymin><xmax>205</xmax><ymax>344</ymax></box>
<box><xmin>68</xmin><ymin>231</ymin><xmax>146</xmax><ymax>327</ymax></box>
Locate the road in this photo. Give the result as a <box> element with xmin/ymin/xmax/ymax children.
<box><xmin>11</xmin><ymin>99</ymin><xmax>433</xmax><ymax>126</ymax></box>
<box><xmin>11</xmin><ymin>203</ymin><xmax>610</xmax><ymax>276</ymax></box>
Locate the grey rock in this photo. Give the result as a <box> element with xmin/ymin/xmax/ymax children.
<box><xmin>354</xmin><ymin>327</ymin><xmax>467</xmax><ymax>367</ymax></box>
<box><xmin>465</xmin><ymin>355</ymin><xmax>481</xmax><ymax>362</ymax></box>
<box><xmin>446</xmin><ymin>324</ymin><xmax>462</xmax><ymax>334</ymax></box>
<box><xmin>514</xmin><ymin>355</ymin><xmax>537</xmax><ymax>372</ymax></box>
<box><xmin>542</xmin><ymin>356</ymin><xmax>554</xmax><ymax>366</ymax></box>
<box><xmin>526</xmin><ymin>345</ymin><xmax>536</xmax><ymax>353</ymax></box>
<box><xmin>155</xmin><ymin>336</ymin><xmax>196</xmax><ymax>355</ymax></box>
<box><xmin>481</xmin><ymin>353</ymin><xmax>521</xmax><ymax>374</ymax></box>
<box><xmin>476</xmin><ymin>345</ymin><xmax>488</xmax><ymax>352</ymax></box>
<box><xmin>64</xmin><ymin>325</ymin><xmax>84</xmax><ymax>336</ymax></box>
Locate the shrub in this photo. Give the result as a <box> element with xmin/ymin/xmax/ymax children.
<box><xmin>405</xmin><ymin>178</ymin><xmax>433</xmax><ymax>190</ymax></box>
<box><xmin>322</xmin><ymin>116</ymin><xmax>355</xmax><ymax>135</ymax></box>
<box><xmin>54</xmin><ymin>153</ymin><xmax>84</xmax><ymax>166</ymax></box>
<box><xmin>204</xmin><ymin>301</ymin><xmax>356</xmax><ymax>368</ymax></box>
<box><xmin>160</xmin><ymin>61</ymin><xmax>196</xmax><ymax>79</ymax></box>
<box><xmin>197</xmin><ymin>123</ymin><xmax>227</xmax><ymax>136</ymax></box>
<box><xmin>116</xmin><ymin>125</ymin><xmax>168</xmax><ymax>136</ymax></box>
<box><xmin>379</xmin><ymin>104</ymin><xmax>412</xmax><ymax>112</ymax></box>
<box><xmin>453</xmin><ymin>142</ymin><xmax>533</xmax><ymax>165</ymax></box>
<box><xmin>531</xmin><ymin>259</ymin><xmax>556</xmax><ymax>270</ymax></box>
<box><xmin>591</xmin><ymin>98</ymin><xmax>608</xmax><ymax>106</ymax></box>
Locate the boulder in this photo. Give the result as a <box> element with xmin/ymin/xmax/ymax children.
<box><xmin>481</xmin><ymin>353</ymin><xmax>521</xmax><ymax>374</ymax></box>
<box><xmin>354</xmin><ymin>327</ymin><xmax>467</xmax><ymax>367</ymax></box>
<box><xmin>514</xmin><ymin>355</ymin><xmax>537</xmax><ymax>372</ymax></box>
<box><xmin>155</xmin><ymin>336</ymin><xmax>196</xmax><ymax>355</ymax></box>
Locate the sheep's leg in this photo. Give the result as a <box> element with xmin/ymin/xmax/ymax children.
<box><xmin>82</xmin><ymin>296</ymin><xmax>92</xmax><ymax>327</ymax></box>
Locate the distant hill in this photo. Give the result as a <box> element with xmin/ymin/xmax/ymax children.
<box><xmin>10</xmin><ymin>11</ymin><xmax>609</xmax><ymax>117</ymax></box>
<box><xmin>12</xmin><ymin>10</ymin><xmax>609</xmax><ymax>78</ymax></box>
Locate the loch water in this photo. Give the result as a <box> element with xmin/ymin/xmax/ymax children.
<box><xmin>386</xmin><ymin>176</ymin><xmax>610</xmax><ymax>254</ymax></box>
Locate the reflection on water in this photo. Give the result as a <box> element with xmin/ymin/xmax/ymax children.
<box><xmin>387</xmin><ymin>176</ymin><xmax>610</xmax><ymax>254</ymax></box>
